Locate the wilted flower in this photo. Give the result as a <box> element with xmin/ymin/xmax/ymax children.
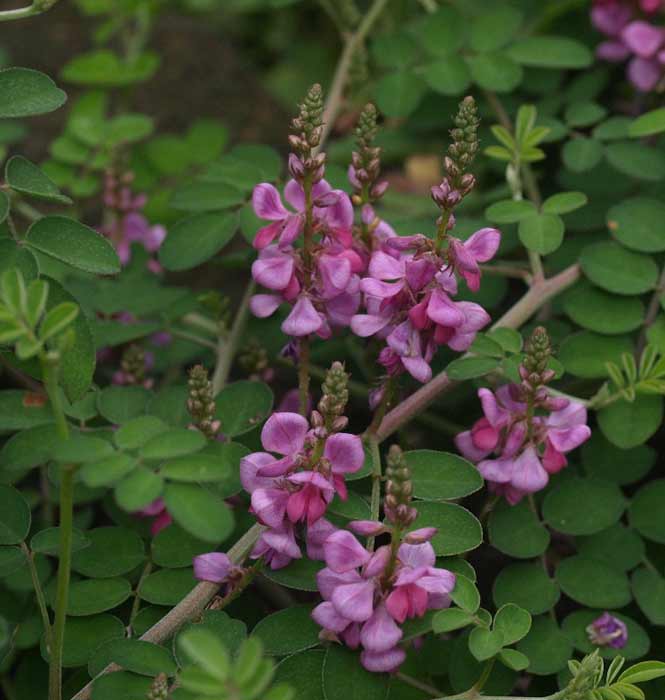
<box><xmin>587</xmin><ymin>612</ymin><xmax>628</xmax><ymax>649</ymax></box>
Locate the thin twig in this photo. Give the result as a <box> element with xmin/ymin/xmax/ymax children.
<box><xmin>317</xmin><ymin>0</ymin><xmax>390</xmax><ymax>149</ymax></box>
<box><xmin>211</xmin><ymin>280</ymin><xmax>255</xmax><ymax>395</ymax></box>
<box><xmin>637</xmin><ymin>263</ymin><xmax>665</xmax><ymax>353</ymax></box>
<box><xmin>0</xmin><ymin>0</ymin><xmax>61</xmax><ymax>22</ymax></box>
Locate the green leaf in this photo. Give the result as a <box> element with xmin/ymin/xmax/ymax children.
<box><xmin>97</xmin><ymin>386</ymin><xmax>151</xmax><ymax>425</ymax></box>
<box><xmin>79</xmin><ymin>453</ymin><xmax>137</xmax><ymax>488</ymax></box>
<box><xmin>485</xmin><ymin>199</ymin><xmax>537</xmax><ymax>224</ymax></box>
<box><xmin>421</xmin><ymin>56</ymin><xmax>471</xmax><ymax>96</ymax></box>
<box><xmin>113</xmin><ymin>416</ymin><xmax>168</xmax><ymax>450</ymax></box>
<box><xmin>0</xmin><ymin>424</ymin><xmax>60</xmax><ymax>472</ymax></box>
<box><xmin>446</xmin><ymin>356</ymin><xmax>500</xmax><ymax>380</ymax></box>
<box><xmin>469</xmin><ymin>627</ymin><xmax>504</xmax><ymax>661</ymax></box>
<box><xmin>556</xmin><ymin>555</ymin><xmax>631</xmax><ymax>608</ymax></box>
<box><xmin>469</xmin><ymin>52</ymin><xmax>523</xmax><ymax>93</ymax></box>
<box><xmin>432</xmin><ymin>608</ymin><xmax>475</xmax><ymax>633</ymax></box>
<box><xmin>507</xmin><ymin>37</ymin><xmax>592</xmax><ymax>68</ymax></box>
<box><xmin>139</xmin><ymin>428</ymin><xmax>206</xmax><ymax>461</ymax></box>
<box><xmin>606</xmin><ymin>141</ymin><xmax>665</xmax><ymax>181</ymax></box>
<box><xmin>114</xmin><ymin>467</ymin><xmax>163</xmax><ymax>512</ymax></box>
<box><xmin>47</xmin><ymin>614</ymin><xmax>124</xmax><ymax>668</ymax></box>
<box><xmin>450</xmin><ymin>575</ymin><xmax>481</xmax><ymax>614</ymax></box>
<box><xmin>563</xmin><ymin>610</ymin><xmax>650</xmax><ymax>661</ymax></box>
<box><xmin>608</xmin><ymin>197</ymin><xmax>665</xmax><ymax>253</ymax></box>
<box><xmin>629</xmin><ymin>107</ymin><xmax>665</xmax><ymax>137</ymax></box>
<box><xmin>175</xmin><ymin>610</ymin><xmax>247</xmax><ymax>667</ymax></box>
<box><xmin>0</xmin><ymin>240</ymin><xmax>39</xmax><ymax>283</ymax></box>
<box><xmin>559</xmin><ymin>332</ymin><xmax>633</xmax><ymax>379</ymax></box>
<box><xmin>0</xmin><ymin>485</ymin><xmax>31</xmax><ymax>545</ymax></box>
<box><xmin>151</xmin><ymin>524</ymin><xmax>214</xmax><ymax>569</ymax></box>
<box><xmin>322</xmin><ymin>645</ymin><xmax>389</xmax><ymax>700</ymax></box>
<box><xmin>66</xmin><ymin>577</ymin><xmax>132</xmax><ymax>616</ymax></box>
<box><xmin>25</xmin><ymin>216</ymin><xmax>120</xmax><ymax>275</ymax></box>
<box><xmin>629</xmin><ymin>479</ymin><xmax>665</xmax><ymax>543</ymax></box>
<box><xmin>0</xmin><ymin>389</ymin><xmax>54</xmax><ymax>432</ymax></box>
<box><xmin>498</xmin><ymin>649</ymin><xmax>529</xmax><ymax>672</ymax></box>
<box><xmin>564</xmin><ymin>101</ymin><xmax>607</xmax><ymax>128</ymax></box>
<box><xmin>493</xmin><ymin>563</ymin><xmax>559</xmax><ymax>615</ymax></box>
<box><xmin>163</xmin><ymin>483</ymin><xmax>234</xmax><ymax>543</ymax></box>
<box><xmin>90</xmin><ymin>638</ymin><xmax>177</xmax><ymax>677</ymax></box>
<box><xmin>161</xmin><ymin>451</ymin><xmax>234</xmax><ymax>483</ymax></box>
<box><xmin>159</xmin><ymin>211</ymin><xmax>238</xmax><ymax>271</ymax></box>
<box><xmin>5</xmin><ymin>156</ymin><xmax>72</xmax><ymax>204</ymax></box>
<box><xmin>178</xmin><ymin>626</ymin><xmax>230</xmax><ymax>682</ymax></box>
<box><xmin>542</xmin><ymin>477</ymin><xmax>626</xmax><ymax>536</ymax></box>
<box><xmin>186</xmin><ymin>119</ymin><xmax>229</xmax><ymax>165</ymax></box>
<box><xmin>581</xmin><ymin>241</ymin><xmax>659</xmax><ymax>295</ymax></box>
<box><xmin>39</xmin><ymin>302</ymin><xmax>79</xmax><ymax>341</ymax></box>
<box><xmin>598</xmin><ymin>395</ymin><xmax>663</xmax><ymax>449</ymax></box>
<box><xmin>518</xmin><ymin>213</ymin><xmax>564</xmax><ymax>254</ymax></box>
<box><xmin>516</xmin><ymin>616</ymin><xmax>572</xmax><ymax>675</ymax></box>
<box><xmin>631</xmin><ymin>566</ymin><xmax>665</xmax><ymax>625</ymax></box>
<box><xmin>252</xmin><ymin>605</ymin><xmax>320</xmax><ymax>656</ymax></box>
<box><xmin>542</xmin><ymin>191</ymin><xmax>588</xmax><ymax>215</ymax></box>
<box><xmin>563</xmin><ymin>283</ymin><xmax>644</xmax><ymax>335</ymax></box>
<box><xmin>562</xmin><ymin>138</ymin><xmax>603</xmax><ymax>172</ymax></box>
<box><xmin>31</xmin><ymin>526</ymin><xmax>90</xmax><ymax>556</ymax></box>
<box><xmin>469</xmin><ymin>4</ymin><xmax>523</xmax><ymax>52</ymax></box>
<box><xmin>61</xmin><ymin>49</ymin><xmax>159</xmax><ymax>87</ymax></box>
<box><xmin>215</xmin><ymin>380</ymin><xmax>274</xmax><ymax>437</ymax></box>
<box><xmin>419</xmin><ymin>5</ymin><xmax>465</xmax><ymax>55</ymax></box>
<box><xmin>0</xmin><ymin>68</ymin><xmax>66</xmax><ymax>118</ymax></box>
<box><xmin>374</xmin><ymin>71</ymin><xmax>426</xmax><ymax>118</ymax></box>
<box><xmin>405</xmin><ymin>450</ymin><xmax>482</xmax><ymax>501</ymax></box>
<box><xmin>488</xmin><ymin>500</ymin><xmax>549</xmax><ymax>559</ymax></box>
<box><xmin>71</xmin><ymin>526</ymin><xmax>145</xmax><ymax>578</ymax></box>
<box><xmin>494</xmin><ymin>604</ymin><xmax>532</xmax><ymax>645</ymax></box>
<box><xmin>171</xmin><ymin>181</ymin><xmax>245</xmax><ymax>212</ymax></box>
<box><xmin>577</xmin><ymin>524</ymin><xmax>645</xmax><ymax>572</ymax></box>
<box><xmin>264</xmin><ymin>557</ymin><xmax>323</xmax><ymax>592</ymax></box>
<box><xmin>620</xmin><ymin>661</ymin><xmax>665</xmax><ymax>684</ymax></box>
<box><xmin>275</xmin><ymin>650</ymin><xmax>325</xmax><ymax>700</ymax></box>
<box><xmin>139</xmin><ymin>567</ymin><xmax>196</xmax><ymax>606</ymax></box>
<box><xmin>106</xmin><ymin>113</ymin><xmax>154</xmax><ymax>146</ymax></box>
<box><xmin>410</xmin><ymin>502</ymin><xmax>482</xmax><ymax>556</ymax></box>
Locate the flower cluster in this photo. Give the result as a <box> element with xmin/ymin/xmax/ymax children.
<box><xmin>195</xmin><ymin>363</ymin><xmax>363</xmax><ymax>573</ymax></box>
<box><xmin>351</xmin><ymin>97</ymin><xmax>499</xmax><ymax>384</ymax></box>
<box><xmin>250</xmin><ymin>84</ymin><xmax>362</xmax><ymax>340</ymax></box>
<box><xmin>112</xmin><ymin>343</ymin><xmax>155</xmax><ymax>388</ymax></box>
<box><xmin>100</xmin><ymin>168</ymin><xmax>166</xmax><ymax>272</ymax></box>
<box><xmin>456</xmin><ymin>327</ymin><xmax>591</xmax><ymax>505</ymax></box>
<box><xmin>587</xmin><ymin>612</ymin><xmax>629</xmax><ymax>649</ymax></box>
<box><xmin>312</xmin><ymin>446</ymin><xmax>455</xmax><ymax>673</ymax></box>
<box><xmin>592</xmin><ymin>0</ymin><xmax>665</xmax><ymax>91</ymax></box>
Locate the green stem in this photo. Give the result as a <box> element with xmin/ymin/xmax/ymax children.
<box><xmin>0</xmin><ymin>0</ymin><xmax>61</xmax><ymax>22</ymax></box>
<box><xmin>212</xmin><ymin>280</ymin><xmax>256</xmax><ymax>396</ymax></box>
<box><xmin>49</xmin><ymin>464</ymin><xmax>75</xmax><ymax>700</ymax></box>
<box><xmin>395</xmin><ymin>672</ymin><xmax>442</xmax><ymax>697</ymax></box>
<box><xmin>21</xmin><ymin>543</ymin><xmax>52</xmax><ymax>647</ymax></box>
<box><xmin>129</xmin><ymin>560</ymin><xmax>153</xmax><ymax>634</ymax></box>
<box><xmin>367</xmin><ymin>436</ymin><xmax>381</xmax><ymax>551</ymax></box>
<box><xmin>473</xmin><ymin>658</ymin><xmax>495</xmax><ymax>693</ymax></box>
<box><xmin>297</xmin><ymin>173</ymin><xmax>315</xmax><ymax>417</ymax></box>
<box><xmin>298</xmin><ymin>336</ymin><xmax>311</xmax><ymax>417</ymax></box>
<box><xmin>168</xmin><ymin>328</ymin><xmax>218</xmax><ymax>350</ymax></box>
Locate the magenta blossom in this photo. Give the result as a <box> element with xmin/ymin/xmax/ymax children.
<box><xmin>312</xmin><ymin>528</ymin><xmax>455</xmax><ymax>673</ymax></box>
<box><xmin>587</xmin><ymin>612</ymin><xmax>628</xmax><ymax>649</ymax></box>
<box><xmin>456</xmin><ymin>385</ymin><xmax>591</xmax><ymax>505</ymax></box>
<box><xmin>239</xmin><ymin>412</ymin><xmax>364</xmax><ymax>569</ymax></box>
<box><xmin>135</xmin><ymin>498</ymin><xmax>172</xmax><ymax>536</ymax></box>
<box><xmin>193</xmin><ymin>552</ymin><xmax>233</xmax><ymax>583</ymax></box>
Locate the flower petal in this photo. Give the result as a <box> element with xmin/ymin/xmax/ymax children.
<box><xmin>193</xmin><ymin>552</ymin><xmax>232</xmax><ymax>583</ymax></box>
<box><xmin>324</xmin><ymin>433</ymin><xmax>365</xmax><ymax>474</ymax></box>
<box><xmin>261</xmin><ymin>412</ymin><xmax>308</xmax><ymax>456</ymax></box>
<box><xmin>360</xmin><ymin>603</ymin><xmax>403</xmax><ymax>652</ymax></box>
<box><xmin>324</xmin><ymin>530</ymin><xmax>371</xmax><ymax>573</ymax></box>
<box><xmin>332</xmin><ymin>580</ymin><xmax>375</xmax><ymax>622</ymax></box>
<box><xmin>253</xmin><ymin>183</ymin><xmax>288</xmax><ymax>220</ymax></box>
<box><xmin>281</xmin><ymin>296</ymin><xmax>323</xmax><ymax>336</ymax></box>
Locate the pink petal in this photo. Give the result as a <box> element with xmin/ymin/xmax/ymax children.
<box><xmin>628</xmin><ymin>56</ymin><xmax>662</xmax><ymax>91</ymax></box>
<box><xmin>368</xmin><ymin>251</ymin><xmax>405</xmax><ymax>280</ymax></box>
<box><xmin>253</xmin><ymin>183</ymin><xmax>288</xmax><ymax>220</ymax></box>
<box><xmin>360</xmin><ymin>603</ymin><xmax>403</xmax><ymax>653</ymax></box>
<box><xmin>427</xmin><ymin>289</ymin><xmax>465</xmax><ymax>327</ymax></box>
<box><xmin>281</xmin><ymin>296</ymin><xmax>323</xmax><ymax>336</ymax></box>
<box><xmin>312</xmin><ymin>601</ymin><xmax>351</xmax><ymax>633</ymax></box>
<box><xmin>251</xmin><ymin>487</ymin><xmax>289</xmax><ymax>527</ymax></box>
<box><xmin>261</xmin><ymin>411</ymin><xmax>308</xmax><ymax>456</ymax></box>
<box><xmin>597</xmin><ymin>40</ymin><xmax>631</xmax><ymax>62</ymax></box>
<box><xmin>324</xmin><ymin>433</ymin><xmax>364</xmax><ymax>474</ymax></box>
<box><xmin>251</xmin><ymin>247</ymin><xmax>295</xmax><ymax>290</ymax></box>
<box><xmin>324</xmin><ymin>530</ymin><xmax>371</xmax><ymax>573</ymax></box>
<box><xmin>455</xmin><ymin>430</ymin><xmax>491</xmax><ymax>462</ymax></box>
<box><xmin>332</xmin><ymin>580</ymin><xmax>375</xmax><ymax>622</ymax></box>
<box><xmin>240</xmin><ymin>452</ymin><xmax>281</xmax><ymax>493</ymax></box>
<box><xmin>284</xmin><ymin>179</ymin><xmax>306</xmax><ymax>211</ymax></box>
<box><xmin>384</xmin><ymin>587</ymin><xmax>409</xmax><ymax>623</ymax></box>
<box><xmin>262</xmin><ymin>523</ymin><xmax>302</xmax><ymax>559</ymax></box>
<box><xmin>403</xmin><ymin>527</ymin><xmax>437</xmax><ymax>544</ymax></box>
<box><xmin>364</xmin><ymin>545</ymin><xmax>391</xmax><ymax>578</ymax></box>
<box><xmin>278</xmin><ymin>214</ymin><xmax>303</xmax><ymax>247</ymax></box>
<box><xmin>510</xmin><ymin>446</ymin><xmax>549</xmax><ymax>494</ymax></box>
<box><xmin>402</xmin><ymin>356</ymin><xmax>432</xmax><ymax>383</ymax></box>
<box><xmin>622</xmin><ymin>20</ymin><xmax>664</xmax><ymax>58</ymax></box>
<box><xmin>547</xmin><ymin>425</ymin><xmax>591</xmax><ymax>453</ymax></box>
<box><xmin>307</xmin><ymin>517</ymin><xmax>336</xmax><ymax>560</ymax></box>
<box><xmin>478</xmin><ymin>457</ymin><xmax>514</xmax><ymax>484</ymax></box>
<box><xmin>250</xmin><ymin>294</ymin><xmax>281</xmax><ymax>318</ymax></box>
<box><xmin>464</xmin><ymin>228</ymin><xmax>501</xmax><ymax>263</ymax></box>
<box><xmin>317</xmin><ymin>566</ymin><xmax>363</xmax><ymax>600</ymax></box>
<box><xmin>349</xmin><ymin>520</ymin><xmax>385</xmax><ymax>536</ymax></box>
<box><xmin>360</xmin><ymin>647</ymin><xmax>406</xmax><ymax>673</ymax></box>
<box><xmin>193</xmin><ymin>552</ymin><xmax>232</xmax><ymax>582</ymax></box>
<box><xmin>418</xmin><ymin>567</ymin><xmax>456</xmax><ymax>596</ymax></box>
<box><xmin>350</xmin><ymin>313</ymin><xmax>390</xmax><ymax>337</ymax></box>
<box><xmin>398</xmin><ymin>542</ymin><xmax>436</xmax><ymax>569</ymax></box>
<box><xmin>318</xmin><ymin>254</ymin><xmax>351</xmax><ymax>298</ymax></box>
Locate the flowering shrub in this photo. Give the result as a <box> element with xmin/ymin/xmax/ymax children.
<box><xmin>3</xmin><ymin>2</ymin><xmax>665</xmax><ymax>700</ymax></box>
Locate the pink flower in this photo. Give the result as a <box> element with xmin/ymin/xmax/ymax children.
<box><xmin>251</xmin><ymin>522</ymin><xmax>302</xmax><ymax>570</ymax></box>
<box><xmin>448</xmin><ymin>228</ymin><xmax>501</xmax><ymax>292</ymax></box>
<box><xmin>193</xmin><ymin>552</ymin><xmax>232</xmax><ymax>583</ymax></box>
<box><xmin>456</xmin><ymin>385</ymin><xmax>591</xmax><ymax>505</ymax></box>
<box><xmin>135</xmin><ymin>498</ymin><xmax>172</xmax><ymax>536</ymax></box>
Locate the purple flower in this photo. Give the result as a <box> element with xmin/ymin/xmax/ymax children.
<box><xmin>448</xmin><ymin>228</ymin><xmax>501</xmax><ymax>292</ymax></box>
<box><xmin>456</xmin><ymin>385</ymin><xmax>591</xmax><ymax>505</ymax></box>
<box><xmin>587</xmin><ymin>612</ymin><xmax>628</xmax><ymax>649</ymax></box>
<box><xmin>193</xmin><ymin>552</ymin><xmax>232</xmax><ymax>583</ymax></box>
<box><xmin>135</xmin><ymin>498</ymin><xmax>172</xmax><ymax>535</ymax></box>
<box><xmin>312</xmin><ymin>528</ymin><xmax>454</xmax><ymax>673</ymax></box>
